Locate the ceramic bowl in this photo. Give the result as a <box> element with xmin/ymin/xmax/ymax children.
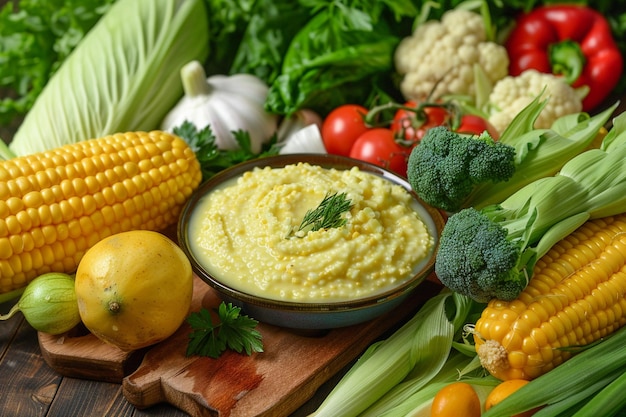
<box><xmin>177</xmin><ymin>154</ymin><xmax>445</xmax><ymax>330</ymax></box>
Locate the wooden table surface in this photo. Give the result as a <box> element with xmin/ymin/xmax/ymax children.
<box><xmin>0</xmin><ymin>296</ymin><xmax>357</xmax><ymax>417</ymax></box>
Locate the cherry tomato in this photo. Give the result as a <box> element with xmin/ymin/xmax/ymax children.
<box><xmin>391</xmin><ymin>100</ymin><xmax>500</xmax><ymax>141</ymax></box>
<box><xmin>391</xmin><ymin>101</ymin><xmax>451</xmax><ymax>142</ymax></box>
<box><xmin>431</xmin><ymin>382</ymin><xmax>481</xmax><ymax>417</ymax></box>
<box><xmin>349</xmin><ymin>128</ymin><xmax>410</xmax><ymax>177</ymax></box>
<box><xmin>322</xmin><ymin>104</ymin><xmax>370</xmax><ymax>156</ymax></box>
<box><xmin>457</xmin><ymin>114</ymin><xmax>500</xmax><ymax>140</ymax></box>
<box><xmin>485</xmin><ymin>379</ymin><xmax>540</xmax><ymax>417</ymax></box>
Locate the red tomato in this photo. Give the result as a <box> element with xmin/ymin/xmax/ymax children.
<box><xmin>349</xmin><ymin>128</ymin><xmax>410</xmax><ymax>177</ymax></box>
<box><xmin>391</xmin><ymin>101</ymin><xmax>451</xmax><ymax>142</ymax></box>
<box><xmin>322</xmin><ymin>104</ymin><xmax>370</xmax><ymax>156</ymax></box>
<box><xmin>457</xmin><ymin>114</ymin><xmax>500</xmax><ymax>140</ymax></box>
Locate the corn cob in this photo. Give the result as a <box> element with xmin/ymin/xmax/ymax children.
<box><xmin>0</xmin><ymin>131</ymin><xmax>202</xmax><ymax>295</ymax></box>
<box><xmin>473</xmin><ymin>213</ymin><xmax>626</xmax><ymax>381</ymax></box>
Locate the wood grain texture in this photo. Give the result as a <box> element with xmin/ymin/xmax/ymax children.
<box><xmin>38</xmin><ymin>327</ymin><xmax>146</xmax><ymax>384</ymax></box>
<box><xmin>0</xmin><ymin>311</ymin><xmax>61</xmax><ymax>417</ymax></box>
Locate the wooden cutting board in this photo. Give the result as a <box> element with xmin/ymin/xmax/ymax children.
<box><xmin>39</xmin><ymin>274</ymin><xmax>442</xmax><ymax>417</ymax></box>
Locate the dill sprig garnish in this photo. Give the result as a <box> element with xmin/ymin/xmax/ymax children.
<box><xmin>289</xmin><ymin>192</ymin><xmax>353</xmax><ymax>238</ymax></box>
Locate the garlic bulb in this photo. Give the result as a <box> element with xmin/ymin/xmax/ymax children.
<box><xmin>161</xmin><ymin>60</ymin><xmax>278</xmax><ymax>153</ymax></box>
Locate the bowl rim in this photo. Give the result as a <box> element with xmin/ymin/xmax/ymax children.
<box><xmin>177</xmin><ymin>153</ymin><xmax>445</xmax><ymax>313</ymax></box>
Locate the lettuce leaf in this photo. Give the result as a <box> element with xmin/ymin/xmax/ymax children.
<box><xmin>228</xmin><ymin>0</ymin><xmax>310</xmax><ymax>85</ymax></box>
<box><xmin>0</xmin><ymin>0</ymin><xmax>115</xmax><ymax>129</ymax></box>
<box><xmin>202</xmin><ymin>0</ymin><xmax>256</xmax><ymax>76</ymax></box>
<box><xmin>263</xmin><ymin>0</ymin><xmax>417</xmax><ymax>116</ymax></box>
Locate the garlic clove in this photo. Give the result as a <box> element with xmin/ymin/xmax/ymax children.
<box><xmin>279</xmin><ymin>124</ymin><xmax>327</xmax><ymax>154</ymax></box>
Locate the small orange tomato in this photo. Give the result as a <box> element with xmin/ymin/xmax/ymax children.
<box><xmin>431</xmin><ymin>382</ymin><xmax>481</xmax><ymax>417</ymax></box>
<box><xmin>485</xmin><ymin>379</ymin><xmax>538</xmax><ymax>417</ymax></box>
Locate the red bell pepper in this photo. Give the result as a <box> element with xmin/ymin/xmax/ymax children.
<box><xmin>505</xmin><ymin>4</ymin><xmax>623</xmax><ymax>111</ymax></box>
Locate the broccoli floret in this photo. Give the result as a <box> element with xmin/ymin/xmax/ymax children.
<box><xmin>434</xmin><ymin>207</ymin><xmax>527</xmax><ymax>303</ymax></box>
<box><xmin>435</xmin><ymin>137</ymin><xmax>626</xmax><ymax>302</ymax></box>
<box><xmin>433</xmin><ymin>109</ymin><xmax>626</xmax><ymax>304</ymax></box>
<box><xmin>407</xmin><ymin>126</ymin><xmax>516</xmax><ymax>212</ymax></box>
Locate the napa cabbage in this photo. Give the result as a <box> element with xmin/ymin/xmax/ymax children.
<box><xmin>5</xmin><ymin>0</ymin><xmax>209</xmax><ymax>159</ymax></box>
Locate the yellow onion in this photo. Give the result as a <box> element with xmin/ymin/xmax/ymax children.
<box><xmin>0</xmin><ymin>272</ymin><xmax>81</xmax><ymax>334</ymax></box>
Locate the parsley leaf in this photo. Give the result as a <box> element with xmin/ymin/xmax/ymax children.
<box><xmin>173</xmin><ymin>120</ymin><xmax>279</xmax><ymax>182</ymax></box>
<box><xmin>186</xmin><ymin>302</ymin><xmax>264</xmax><ymax>359</ymax></box>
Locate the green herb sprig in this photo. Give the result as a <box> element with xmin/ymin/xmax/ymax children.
<box><xmin>289</xmin><ymin>191</ymin><xmax>353</xmax><ymax>238</ymax></box>
<box><xmin>173</xmin><ymin>121</ymin><xmax>279</xmax><ymax>182</ymax></box>
<box><xmin>186</xmin><ymin>302</ymin><xmax>264</xmax><ymax>359</ymax></box>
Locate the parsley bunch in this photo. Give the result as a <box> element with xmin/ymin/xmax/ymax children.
<box><xmin>187</xmin><ymin>302</ymin><xmax>264</xmax><ymax>359</ymax></box>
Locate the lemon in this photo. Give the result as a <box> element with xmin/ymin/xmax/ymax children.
<box><xmin>75</xmin><ymin>230</ymin><xmax>193</xmax><ymax>351</ymax></box>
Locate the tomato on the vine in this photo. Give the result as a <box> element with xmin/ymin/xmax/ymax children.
<box><xmin>390</xmin><ymin>101</ymin><xmax>451</xmax><ymax>142</ymax></box>
<box><xmin>390</xmin><ymin>100</ymin><xmax>500</xmax><ymax>141</ymax></box>
<box><xmin>349</xmin><ymin>128</ymin><xmax>411</xmax><ymax>177</ymax></box>
<box><xmin>321</xmin><ymin>104</ymin><xmax>370</xmax><ymax>156</ymax></box>
<box><xmin>323</xmin><ymin>101</ymin><xmax>500</xmax><ymax>178</ymax></box>
<box><xmin>457</xmin><ymin>114</ymin><xmax>500</xmax><ymax>139</ymax></box>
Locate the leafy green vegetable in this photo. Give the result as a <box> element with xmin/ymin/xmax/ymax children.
<box><xmin>0</xmin><ymin>0</ymin><xmax>115</xmax><ymax>128</ymax></box>
<box><xmin>202</xmin><ymin>0</ymin><xmax>256</xmax><ymax>76</ymax></box>
<box><xmin>263</xmin><ymin>0</ymin><xmax>417</xmax><ymax>116</ymax></box>
<box><xmin>173</xmin><ymin>121</ymin><xmax>279</xmax><ymax>182</ymax></box>
<box><xmin>228</xmin><ymin>0</ymin><xmax>310</xmax><ymax>84</ymax></box>
<box><xmin>7</xmin><ymin>0</ymin><xmax>210</xmax><ymax>157</ymax></box>
<box><xmin>363</xmin><ymin>354</ymin><xmax>496</xmax><ymax>417</ymax></box>
<box><xmin>186</xmin><ymin>302</ymin><xmax>263</xmax><ymax>359</ymax></box>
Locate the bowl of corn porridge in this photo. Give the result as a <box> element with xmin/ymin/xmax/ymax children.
<box><xmin>178</xmin><ymin>154</ymin><xmax>444</xmax><ymax>329</ymax></box>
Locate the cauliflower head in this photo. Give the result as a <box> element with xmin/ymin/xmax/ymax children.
<box><xmin>488</xmin><ymin>69</ymin><xmax>583</xmax><ymax>133</ymax></box>
<box><xmin>395</xmin><ymin>9</ymin><xmax>509</xmax><ymax>101</ymax></box>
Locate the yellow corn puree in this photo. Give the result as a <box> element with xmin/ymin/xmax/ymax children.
<box><xmin>188</xmin><ymin>163</ymin><xmax>434</xmax><ymax>302</ymax></box>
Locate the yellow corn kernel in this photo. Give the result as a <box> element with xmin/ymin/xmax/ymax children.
<box><xmin>0</xmin><ymin>131</ymin><xmax>201</xmax><ymax>295</ymax></box>
<box><xmin>474</xmin><ymin>213</ymin><xmax>626</xmax><ymax>380</ymax></box>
